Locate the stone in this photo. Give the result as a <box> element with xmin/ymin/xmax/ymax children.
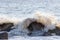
<box><xmin>0</xmin><ymin>31</ymin><xmax>8</xmax><ymax>40</ymax></box>
<box><xmin>0</xmin><ymin>23</ymin><xmax>14</xmax><ymax>32</ymax></box>
<box><xmin>43</xmin><ymin>27</ymin><xmax>60</xmax><ymax>36</ymax></box>
<box><xmin>27</xmin><ymin>21</ymin><xmax>45</xmax><ymax>36</ymax></box>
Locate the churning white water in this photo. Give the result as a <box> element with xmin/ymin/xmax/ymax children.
<box><xmin>0</xmin><ymin>0</ymin><xmax>60</xmax><ymax>40</ymax></box>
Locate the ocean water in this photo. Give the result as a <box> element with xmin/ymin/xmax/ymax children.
<box><xmin>0</xmin><ymin>0</ymin><xmax>60</xmax><ymax>40</ymax></box>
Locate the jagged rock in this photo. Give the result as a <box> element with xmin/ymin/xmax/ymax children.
<box><xmin>0</xmin><ymin>23</ymin><xmax>14</xmax><ymax>32</ymax></box>
<box><xmin>27</xmin><ymin>21</ymin><xmax>45</xmax><ymax>36</ymax></box>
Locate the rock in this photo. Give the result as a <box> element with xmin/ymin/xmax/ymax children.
<box><xmin>43</xmin><ymin>27</ymin><xmax>60</xmax><ymax>36</ymax></box>
<box><xmin>0</xmin><ymin>31</ymin><xmax>8</xmax><ymax>39</ymax></box>
<box><xmin>27</xmin><ymin>21</ymin><xmax>45</xmax><ymax>36</ymax></box>
<box><xmin>0</xmin><ymin>23</ymin><xmax>14</xmax><ymax>32</ymax></box>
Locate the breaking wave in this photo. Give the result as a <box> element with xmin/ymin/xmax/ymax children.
<box><xmin>0</xmin><ymin>11</ymin><xmax>59</xmax><ymax>37</ymax></box>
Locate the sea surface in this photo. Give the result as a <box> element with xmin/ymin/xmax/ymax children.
<box><xmin>0</xmin><ymin>0</ymin><xmax>60</xmax><ymax>40</ymax></box>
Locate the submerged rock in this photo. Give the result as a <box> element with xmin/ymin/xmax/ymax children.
<box><xmin>0</xmin><ymin>23</ymin><xmax>14</xmax><ymax>32</ymax></box>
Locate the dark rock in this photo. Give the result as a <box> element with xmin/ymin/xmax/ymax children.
<box><xmin>0</xmin><ymin>23</ymin><xmax>14</xmax><ymax>32</ymax></box>
<box><xmin>43</xmin><ymin>27</ymin><xmax>60</xmax><ymax>36</ymax></box>
<box><xmin>0</xmin><ymin>31</ymin><xmax>8</xmax><ymax>39</ymax></box>
<box><xmin>27</xmin><ymin>21</ymin><xmax>45</xmax><ymax>36</ymax></box>
<box><xmin>48</xmin><ymin>27</ymin><xmax>60</xmax><ymax>35</ymax></box>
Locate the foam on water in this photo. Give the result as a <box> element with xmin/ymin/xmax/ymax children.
<box><xmin>0</xmin><ymin>11</ymin><xmax>59</xmax><ymax>40</ymax></box>
<box><xmin>0</xmin><ymin>0</ymin><xmax>60</xmax><ymax>40</ymax></box>
<box><xmin>0</xmin><ymin>11</ymin><xmax>57</xmax><ymax>37</ymax></box>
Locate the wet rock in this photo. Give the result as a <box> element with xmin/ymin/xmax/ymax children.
<box><xmin>43</xmin><ymin>27</ymin><xmax>60</xmax><ymax>36</ymax></box>
<box><xmin>0</xmin><ymin>31</ymin><xmax>8</xmax><ymax>39</ymax></box>
<box><xmin>0</xmin><ymin>23</ymin><xmax>14</xmax><ymax>32</ymax></box>
<box><xmin>27</xmin><ymin>21</ymin><xmax>45</xmax><ymax>36</ymax></box>
<box><xmin>49</xmin><ymin>27</ymin><xmax>60</xmax><ymax>35</ymax></box>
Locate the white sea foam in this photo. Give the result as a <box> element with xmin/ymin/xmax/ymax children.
<box><xmin>0</xmin><ymin>14</ymin><xmax>21</xmax><ymax>25</ymax></box>
<box><xmin>0</xmin><ymin>11</ymin><xmax>59</xmax><ymax>39</ymax></box>
<box><xmin>1</xmin><ymin>11</ymin><xmax>56</xmax><ymax>37</ymax></box>
<box><xmin>0</xmin><ymin>0</ymin><xmax>60</xmax><ymax>40</ymax></box>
